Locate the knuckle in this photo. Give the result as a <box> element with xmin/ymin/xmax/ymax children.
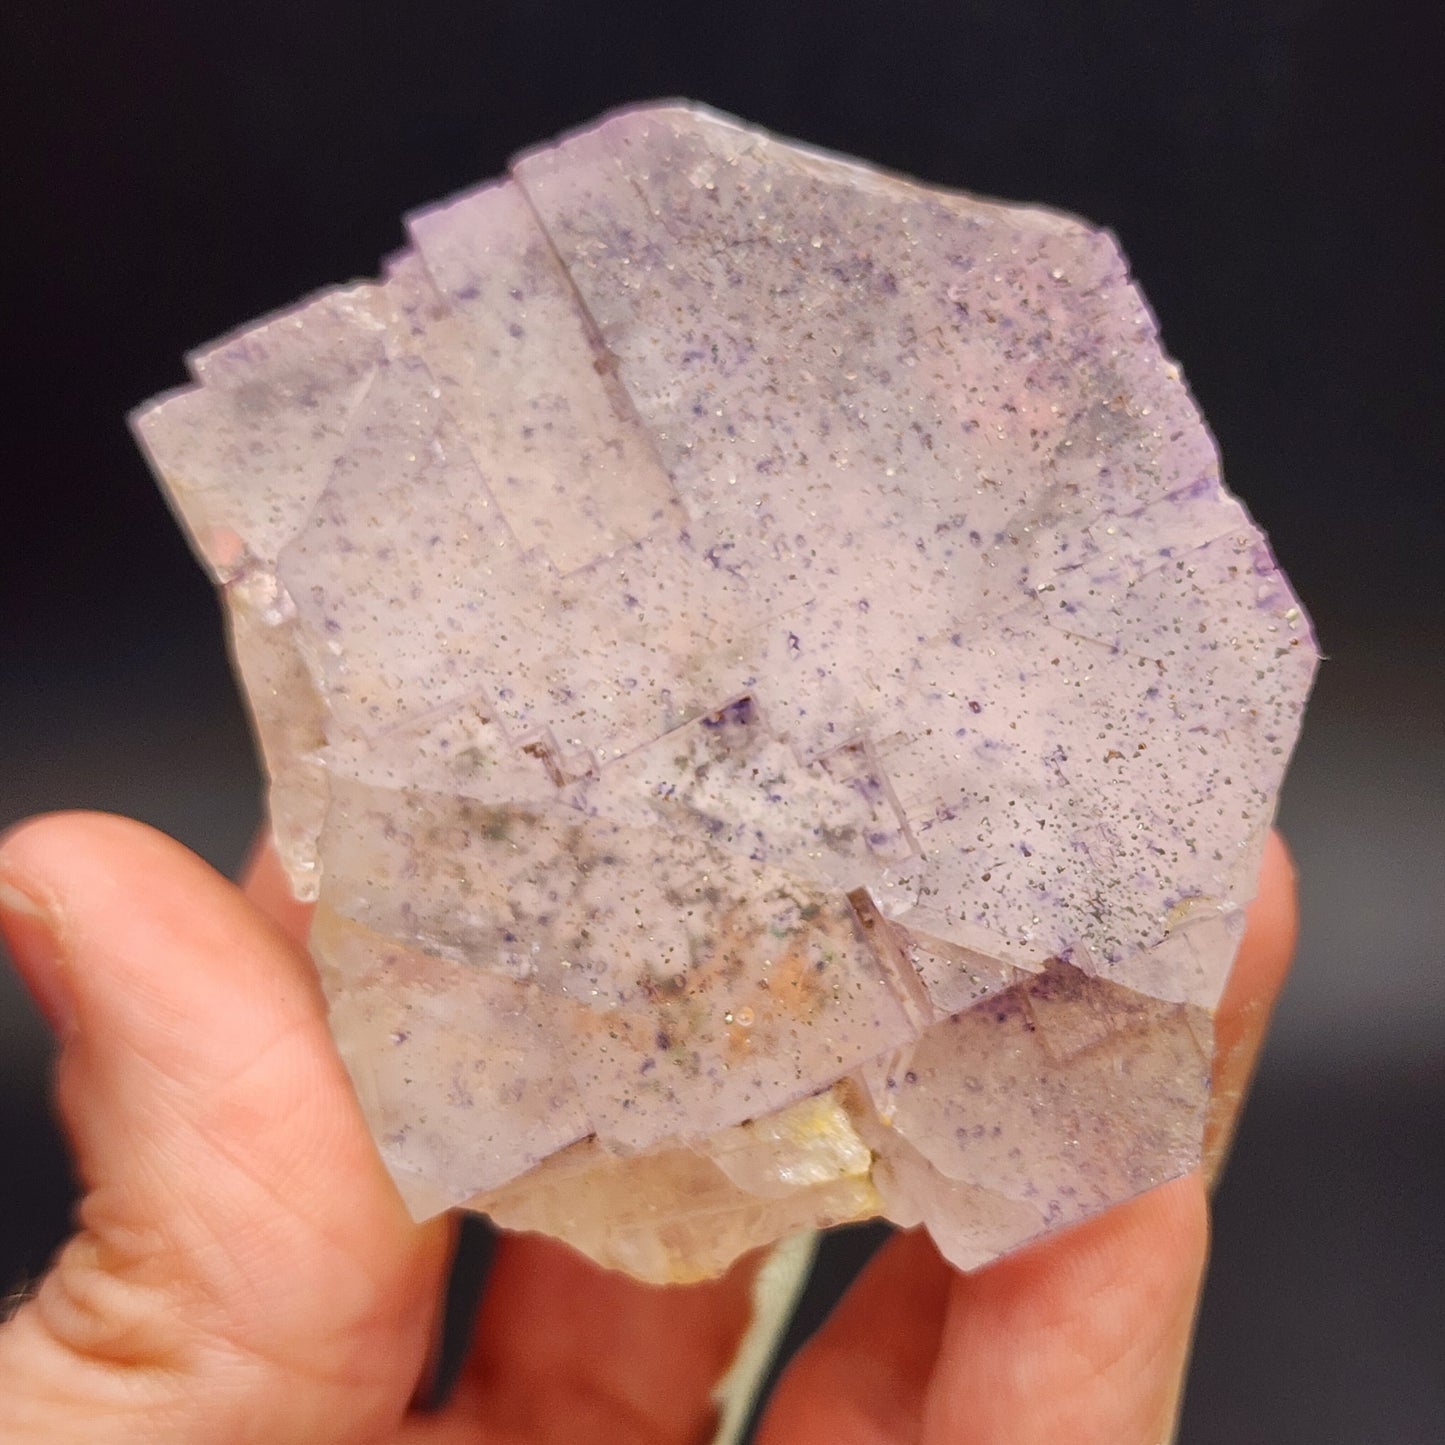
<box><xmin>34</xmin><ymin>1226</ymin><xmax>190</xmax><ymax>1375</ymax></box>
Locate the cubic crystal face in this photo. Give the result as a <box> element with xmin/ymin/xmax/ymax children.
<box><xmin>133</xmin><ymin>103</ymin><xmax>1316</xmax><ymax>1282</ymax></box>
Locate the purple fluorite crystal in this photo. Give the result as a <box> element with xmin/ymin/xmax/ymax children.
<box><xmin>132</xmin><ymin>104</ymin><xmax>1316</xmax><ymax>1281</ymax></box>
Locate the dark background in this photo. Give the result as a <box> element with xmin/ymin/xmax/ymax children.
<box><xmin>2</xmin><ymin>2</ymin><xmax>1442</xmax><ymax>1439</ymax></box>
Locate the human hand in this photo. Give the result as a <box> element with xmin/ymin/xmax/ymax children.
<box><xmin>0</xmin><ymin>813</ymin><xmax>1296</xmax><ymax>1444</ymax></box>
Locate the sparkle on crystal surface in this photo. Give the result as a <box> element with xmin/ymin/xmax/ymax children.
<box><xmin>132</xmin><ymin>103</ymin><xmax>1316</xmax><ymax>1282</ymax></box>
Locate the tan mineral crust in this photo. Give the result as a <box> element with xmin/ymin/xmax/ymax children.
<box><xmin>132</xmin><ymin>103</ymin><xmax>1317</xmax><ymax>1282</ymax></box>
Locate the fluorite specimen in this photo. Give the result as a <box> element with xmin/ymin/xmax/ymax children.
<box><xmin>132</xmin><ymin>103</ymin><xmax>1316</xmax><ymax>1282</ymax></box>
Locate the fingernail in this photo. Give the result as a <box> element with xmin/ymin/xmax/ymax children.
<box><xmin>0</xmin><ymin>878</ymin><xmax>74</xmax><ymax>1037</ymax></box>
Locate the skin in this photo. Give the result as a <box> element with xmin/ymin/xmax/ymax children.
<box><xmin>0</xmin><ymin>813</ymin><xmax>1296</xmax><ymax>1444</ymax></box>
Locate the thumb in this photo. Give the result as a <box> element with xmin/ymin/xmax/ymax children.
<box><xmin>0</xmin><ymin>813</ymin><xmax>450</xmax><ymax>1444</ymax></box>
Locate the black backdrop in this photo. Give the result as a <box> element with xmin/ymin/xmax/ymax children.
<box><xmin>2</xmin><ymin>3</ymin><xmax>1442</xmax><ymax>1440</ymax></box>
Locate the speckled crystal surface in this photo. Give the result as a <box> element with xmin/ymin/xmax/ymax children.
<box><xmin>132</xmin><ymin>103</ymin><xmax>1316</xmax><ymax>1282</ymax></box>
